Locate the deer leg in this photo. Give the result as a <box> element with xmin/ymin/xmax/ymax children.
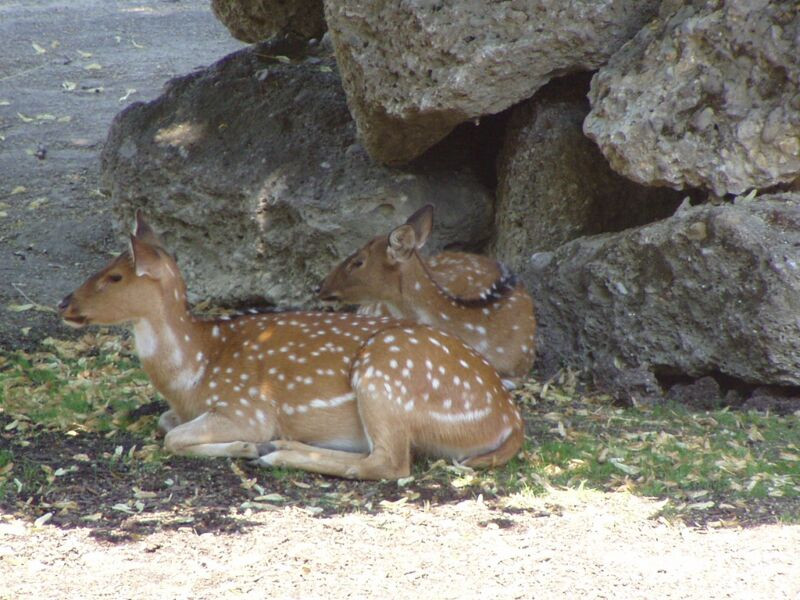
<box><xmin>257</xmin><ymin>386</ymin><xmax>412</xmax><ymax>480</ymax></box>
<box><xmin>257</xmin><ymin>438</ymin><xmax>410</xmax><ymax>480</ymax></box>
<box><xmin>163</xmin><ymin>412</ymin><xmax>265</xmax><ymax>459</ymax></box>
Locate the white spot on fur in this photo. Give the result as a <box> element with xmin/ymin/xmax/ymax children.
<box><xmin>429</xmin><ymin>407</ymin><xmax>491</xmax><ymax>423</ymax></box>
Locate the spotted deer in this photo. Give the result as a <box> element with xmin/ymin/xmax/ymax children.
<box><xmin>58</xmin><ymin>213</ymin><xmax>524</xmax><ymax>479</ymax></box>
<box><xmin>318</xmin><ymin>205</ymin><xmax>537</xmax><ymax>380</ymax></box>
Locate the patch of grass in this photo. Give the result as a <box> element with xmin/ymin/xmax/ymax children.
<box><xmin>505</xmin><ymin>376</ymin><xmax>800</xmax><ymax>525</ymax></box>
<box><xmin>1</xmin><ymin>331</ymin><xmax>154</xmax><ymax>433</ymax></box>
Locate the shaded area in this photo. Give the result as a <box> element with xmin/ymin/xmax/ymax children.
<box><xmin>0</xmin><ymin>411</ymin><xmax>536</xmax><ymax>542</ymax></box>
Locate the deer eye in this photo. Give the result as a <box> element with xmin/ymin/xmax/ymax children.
<box><xmin>108</xmin><ymin>273</ymin><xmax>123</xmax><ymax>283</ymax></box>
<box><xmin>350</xmin><ymin>258</ymin><xmax>364</xmax><ymax>269</ymax></box>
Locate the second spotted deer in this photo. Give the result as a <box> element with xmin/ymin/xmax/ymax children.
<box><xmin>318</xmin><ymin>205</ymin><xmax>537</xmax><ymax>379</ymax></box>
<box><xmin>58</xmin><ymin>212</ymin><xmax>524</xmax><ymax>480</ymax></box>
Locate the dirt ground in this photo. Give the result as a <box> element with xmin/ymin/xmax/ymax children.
<box><xmin>2</xmin><ymin>2</ymin><xmax>800</xmax><ymax>598</ymax></box>
<box><xmin>0</xmin><ymin>0</ymin><xmax>242</xmax><ymax>351</ymax></box>
<box><xmin>2</xmin><ymin>488</ymin><xmax>799</xmax><ymax>599</ymax></box>
<box><xmin>2</xmin><ymin>413</ymin><xmax>800</xmax><ymax>599</ymax></box>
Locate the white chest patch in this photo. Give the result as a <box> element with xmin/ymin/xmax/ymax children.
<box><xmin>134</xmin><ymin>320</ymin><xmax>158</xmax><ymax>358</ymax></box>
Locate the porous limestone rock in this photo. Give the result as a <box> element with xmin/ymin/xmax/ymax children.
<box><xmin>211</xmin><ymin>0</ymin><xmax>325</xmax><ymax>43</ymax></box>
<box><xmin>324</xmin><ymin>0</ymin><xmax>662</xmax><ymax>165</ymax></box>
<box><xmin>521</xmin><ymin>194</ymin><xmax>800</xmax><ymax>398</ymax></box>
<box><xmin>101</xmin><ymin>39</ymin><xmax>493</xmax><ymax>307</ymax></box>
<box><xmin>584</xmin><ymin>1</ymin><xmax>800</xmax><ymax>196</ymax></box>
<box><xmin>494</xmin><ymin>74</ymin><xmax>683</xmax><ymax>273</ymax></box>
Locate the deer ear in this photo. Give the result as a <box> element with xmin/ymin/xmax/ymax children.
<box><xmin>387</xmin><ymin>224</ymin><xmax>417</xmax><ymax>264</ymax></box>
<box><xmin>133</xmin><ymin>210</ymin><xmax>166</xmax><ymax>249</ymax></box>
<box><xmin>405</xmin><ymin>204</ymin><xmax>433</xmax><ymax>249</ymax></box>
<box><xmin>129</xmin><ymin>234</ymin><xmax>166</xmax><ymax>280</ymax></box>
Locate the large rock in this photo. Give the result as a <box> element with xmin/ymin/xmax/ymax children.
<box><xmin>100</xmin><ymin>39</ymin><xmax>493</xmax><ymax>307</ymax></box>
<box><xmin>584</xmin><ymin>1</ymin><xmax>800</xmax><ymax>196</ymax></box>
<box><xmin>211</xmin><ymin>0</ymin><xmax>326</xmax><ymax>43</ymax></box>
<box><xmin>324</xmin><ymin>0</ymin><xmax>662</xmax><ymax>165</ymax></box>
<box><xmin>521</xmin><ymin>193</ymin><xmax>800</xmax><ymax>395</ymax></box>
<box><xmin>494</xmin><ymin>73</ymin><xmax>684</xmax><ymax>273</ymax></box>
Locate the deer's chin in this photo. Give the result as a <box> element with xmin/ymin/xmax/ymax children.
<box><xmin>62</xmin><ymin>316</ymin><xmax>88</xmax><ymax>329</ymax></box>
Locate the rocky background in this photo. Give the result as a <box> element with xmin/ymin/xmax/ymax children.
<box><xmin>62</xmin><ymin>1</ymin><xmax>800</xmax><ymax>407</ymax></box>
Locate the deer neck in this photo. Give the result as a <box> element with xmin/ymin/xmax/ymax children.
<box><xmin>132</xmin><ymin>292</ymin><xmax>212</xmax><ymax>418</ymax></box>
<box><xmin>396</xmin><ymin>254</ymin><xmax>465</xmax><ymax>325</ymax></box>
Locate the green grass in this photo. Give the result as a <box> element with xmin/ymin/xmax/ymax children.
<box><xmin>1</xmin><ymin>331</ymin><xmax>154</xmax><ymax>433</ymax></box>
<box><xmin>1</xmin><ymin>334</ymin><xmax>798</xmax><ymax>525</ymax></box>
<box><xmin>500</xmin><ymin>382</ymin><xmax>800</xmax><ymax>523</ymax></box>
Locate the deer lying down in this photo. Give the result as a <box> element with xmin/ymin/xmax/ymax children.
<box><xmin>318</xmin><ymin>205</ymin><xmax>537</xmax><ymax>380</ymax></box>
<box><xmin>58</xmin><ymin>213</ymin><xmax>524</xmax><ymax>480</ymax></box>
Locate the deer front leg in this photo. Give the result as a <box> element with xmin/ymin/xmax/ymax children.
<box><xmin>163</xmin><ymin>411</ymin><xmax>267</xmax><ymax>459</ymax></box>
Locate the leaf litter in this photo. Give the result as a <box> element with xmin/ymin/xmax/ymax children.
<box><xmin>0</xmin><ymin>334</ymin><xmax>798</xmax><ymax>541</ymax></box>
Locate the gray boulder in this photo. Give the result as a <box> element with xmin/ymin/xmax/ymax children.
<box><xmin>584</xmin><ymin>1</ymin><xmax>800</xmax><ymax>196</ymax></box>
<box><xmin>494</xmin><ymin>74</ymin><xmax>683</xmax><ymax>273</ymax></box>
<box><xmin>324</xmin><ymin>0</ymin><xmax>662</xmax><ymax>165</ymax></box>
<box><xmin>521</xmin><ymin>193</ymin><xmax>800</xmax><ymax>395</ymax></box>
<box><xmin>211</xmin><ymin>0</ymin><xmax>326</xmax><ymax>43</ymax></box>
<box><xmin>100</xmin><ymin>40</ymin><xmax>493</xmax><ymax>307</ymax></box>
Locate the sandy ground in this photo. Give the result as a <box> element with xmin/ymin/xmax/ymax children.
<box><xmin>2</xmin><ymin>490</ymin><xmax>799</xmax><ymax>599</ymax></box>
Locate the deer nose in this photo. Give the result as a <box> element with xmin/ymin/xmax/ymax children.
<box><xmin>57</xmin><ymin>294</ymin><xmax>73</xmax><ymax>312</ymax></box>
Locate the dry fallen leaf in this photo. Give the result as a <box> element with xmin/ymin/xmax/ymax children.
<box><xmin>32</xmin><ymin>42</ymin><xmax>46</xmax><ymax>54</ymax></box>
<box><xmin>253</xmin><ymin>493</ymin><xmax>285</xmax><ymax>503</ymax></box>
<box><xmin>84</xmin><ymin>62</ymin><xmax>102</xmax><ymax>70</ymax></box>
<box><xmin>7</xmin><ymin>303</ymin><xmax>55</xmax><ymax>314</ymax></box>
<box><xmin>34</xmin><ymin>512</ymin><xmax>53</xmax><ymax>527</ymax></box>
<box><xmin>7</xmin><ymin>303</ymin><xmax>34</xmax><ymax>312</ymax></box>
<box><xmin>133</xmin><ymin>487</ymin><xmax>157</xmax><ymax>499</ymax></box>
<box><xmin>119</xmin><ymin>88</ymin><xmax>137</xmax><ymax>103</ymax></box>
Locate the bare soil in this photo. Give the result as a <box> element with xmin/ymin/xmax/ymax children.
<box><xmin>2</xmin><ymin>2</ymin><xmax>799</xmax><ymax>598</ymax></box>
<box><xmin>0</xmin><ymin>0</ymin><xmax>242</xmax><ymax>351</ymax></box>
<box><xmin>3</xmin><ymin>477</ymin><xmax>799</xmax><ymax>599</ymax></box>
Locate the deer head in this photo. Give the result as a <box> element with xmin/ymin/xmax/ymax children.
<box><xmin>318</xmin><ymin>204</ymin><xmax>433</xmax><ymax>305</ymax></box>
<box><xmin>58</xmin><ymin>211</ymin><xmax>186</xmax><ymax>328</ymax></box>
